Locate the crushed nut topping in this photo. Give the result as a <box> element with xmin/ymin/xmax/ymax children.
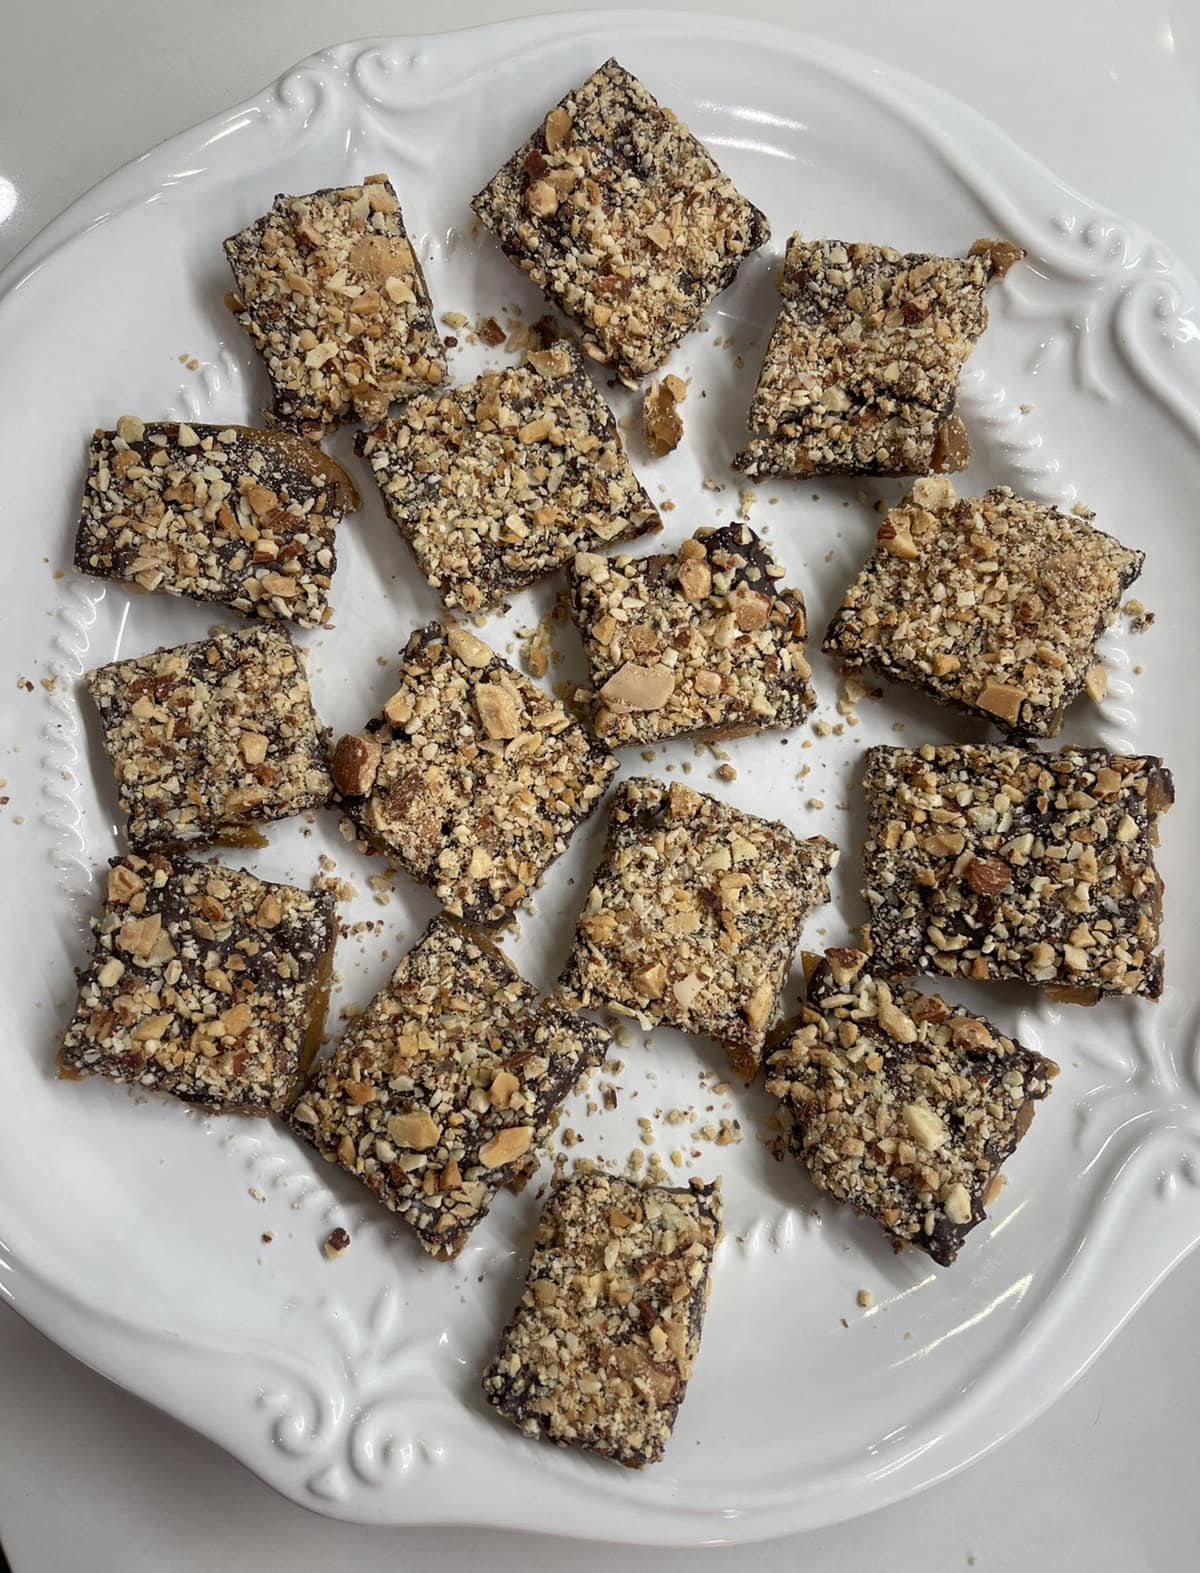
<box><xmin>736</xmin><ymin>235</ymin><xmax>1021</xmax><ymax>478</ymax></box>
<box><xmin>224</xmin><ymin>176</ymin><xmax>446</xmax><ymax>432</ymax></box>
<box><xmin>569</xmin><ymin>523</ymin><xmax>815</xmax><ymax>746</ymax></box>
<box><xmin>86</xmin><ymin>625</ymin><xmax>331</xmax><ymax>848</ymax></box>
<box><xmin>332</xmin><ymin>622</ymin><xmax>618</xmax><ymax>926</ymax></box>
<box><xmin>560</xmin><ymin>779</ymin><xmax>838</xmax><ymax>1076</ymax></box>
<box><xmin>766</xmin><ymin>950</ymin><xmax>1057</xmax><ymax>1265</ymax></box>
<box><xmin>483</xmin><ymin>1168</ymin><xmax>721</xmax><ymax>1465</ymax></box>
<box><xmin>291</xmin><ymin>916</ymin><xmax>608</xmax><ymax>1259</ymax></box>
<box><xmin>862</xmin><ymin>744</ymin><xmax>1173</xmax><ymax>997</ymax></box>
<box><xmin>472</xmin><ymin>59</ymin><xmax>769</xmax><ymax>384</ymax></box>
<box><xmin>74</xmin><ymin>422</ymin><xmax>357</xmax><ymax>628</ymax></box>
<box><xmin>59</xmin><ymin>853</ymin><xmax>336</xmax><ymax>1112</ymax></box>
<box><xmin>356</xmin><ymin>344</ymin><xmax>659</xmax><ymax>612</ymax></box>
<box><xmin>824</xmin><ymin>479</ymin><xmax>1142</xmax><ymax>738</ymax></box>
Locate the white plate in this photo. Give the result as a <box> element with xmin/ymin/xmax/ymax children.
<box><xmin>2</xmin><ymin>8</ymin><xmax>1198</xmax><ymax>1546</ymax></box>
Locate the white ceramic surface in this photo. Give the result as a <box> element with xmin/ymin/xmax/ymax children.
<box><xmin>1</xmin><ymin>10</ymin><xmax>1198</xmax><ymax>1546</ymax></box>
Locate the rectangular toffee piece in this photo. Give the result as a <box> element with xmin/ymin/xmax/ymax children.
<box><xmin>862</xmin><ymin>744</ymin><xmax>1174</xmax><ymax>999</ymax></box>
<box><xmin>224</xmin><ymin>175</ymin><xmax>446</xmax><ymax>433</ymax></box>
<box><xmin>59</xmin><ymin>853</ymin><xmax>336</xmax><ymax>1114</ymax></box>
<box><xmin>735</xmin><ymin>234</ymin><xmax>1023</xmax><ymax>479</ymax></box>
<box><xmin>569</xmin><ymin>522</ymin><xmax>816</xmax><ymax>747</ymax></box>
<box><xmin>824</xmin><ymin>478</ymin><xmax>1143</xmax><ymax>738</ymax></box>
<box><xmin>472</xmin><ymin>58</ymin><xmax>770</xmax><ymax>385</ymax></box>
<box><xmin>290</xmin><ymin>916</ymin><xmax>609</xmax><ymax>1260</ymax></box>
<box><xmin>559</xmin><ymin>779</ymin><xmax>838</xmax><ymax>1077</ymax></box>
<box><xmin>483</xmin><ymin>1168</ymin><xmax>722</xmax><ymax>1466</ymax></box>
<box><xmin>356</xmin><ymin>342</ymin><xmax>660</xmax><ymax>612</ymax></box>
<box><xmin>74</xmin><ymin>419</ymin><xmax>358</xmax><ymax>628</ymax></box>
<box><xmin>765</xmin><ymin>949</ymin><xmax>1057</xmax><ymax>1266</ymax></box>
<box><xmin>330</xmin><ymin>623</ymin><xmax>618</xmax><ymax>927</ymax></box>
<box><xmin>85</xmin><ymin>624</ymin><xmax>331</xmax><ymax>850</ymax></box>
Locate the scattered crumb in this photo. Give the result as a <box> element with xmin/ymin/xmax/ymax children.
<box><xmin>716</xmin><ymin>763</ymin><xmax>737</xmax><ymax>782</ymax></box>
<box><xmin>248</xmin><ymin>1186</ymin><xmax>266</xmax><ymax>1203</ymax></box>
<box><xmin>737</xmin><ymin>487</ymin><xmax>758</xmax><ymax>520</ymax></box>
<box><xmin>261</xmin><ymin>1232</ymin><xmax>274</xmax><ymax>1244</ymax></box>
<box><xmin>857</xmin><ymin>1288</ymin><xmax>874</xmax><ymax>1309</ymax></box>
<box><xmin>322</xmin><ymin>1227</ymin><xmax>351</xmax><ymax>1260</ymax></box>
<box><xmin>476</xmin><ymin>314</ymin><xmax>505</xmax><ymax>346</ymax></box>
<box><xmin>39</xmin><ymin>675</ymin><xmax>58</xmax><ymax>692</ymax></box>
<box><xmin>1019</xmin><ymin>403</ymin><xmax>1035</xmax><ymax>414</ymax></box>
<box><xmin>1123</xmin><ymin>598</ymin><xmax>1155</xmax><ymax>633</ymax></box>
<box><xmin>642</xmin><ymin>375</ymin><xmax>686</xmax><ymax>456</ymax></box>
<box><xmin>1084</xmin><ymin>664</ymin><xmax>1108</xmax><ymax>703</ymax></box>
<box><xmin>807</xmin><ymin>798</ymin><xmax>825</xmax><ymax>811</ymax></box>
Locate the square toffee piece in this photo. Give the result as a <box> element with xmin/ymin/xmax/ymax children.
<box><xmin>290</xmin><ymin>915</ymin><xmax>608</xmax><ymax>1260</ymax></box>
<box><xmin>85</xmin><ymin>624</ymin><xmax>331</xmax><ymax>849</ymax></box>
<box><xmin>483</xmin><ymin>1168</ymin><xmax>722</xmax><ymax>1466</ymax></box>
<box><xmin>824</xmin><ymin>478</ymin><xmax>1143</xmax><ymax>737</ymax></box>
<box><xmin>735</xmin><ymin>235</ymin><xmax>1023</xmax><ymax>478</ymax></box>
<box><xmin>74</xmin><ymin>420</ymin><xmax>358</xmax><ymax>628</ymax></box>
<box><xmin>568</xmin><ymin>522</ymin><xmax>815</xmax><ymax>747</ymax></box>
<box><xmin>59</xmin><ymin>853</ymin><xmax>336</xmax><ymax>1113</ymax></box>
<box><xmin>357</xmin><ymin>341</ymin><xmax>660</xmax><ymax>612</ymax></box>
<box><xmin>330</xmin><ymin>623</ymin><xmax>618</xmax><ymax>926</ymax></box>
<box><xmin>560</xmin><ymin>779</ymin><xmax>838</xmax><ymax>1077</ymax></box>
<box><xmin>765</xmin><ymin>948</ymin><xmax>1057</xmax><ymax>1266</ymax></box>
<box><xmin>472</xmin><ymin>58</ymin><xmax>770</xmax><ymax>384</ymax></box>
<box><xmin>224</xmin><ymin>176</ymin><xmax>446</xmax><ymax>432</ymax></box>
<box><xmin>862</xmin><ymin>744</ymin><xmax>1173</xmax><ymax>999</ymax></box>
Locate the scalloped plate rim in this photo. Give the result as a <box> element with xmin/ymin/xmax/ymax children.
<box><xmin>2</xmin><ymin>8</ymin><xmax>1200</xmax><ymax>1545</ymax></box>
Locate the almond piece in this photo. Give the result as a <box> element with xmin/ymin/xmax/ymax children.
<box><xmin>383</xmin><ymin>689</ymin><xmax>414</xmax><ymax>726</ymax></box>
<box><xmin>107</xmin><ymin>864</ymin><xmax>145</xmax><ymax>905</ymax></box>
<box><xmin>977</xmin><ymin>680</ymin><xmax>1026</xmax><ymax>725</ymax></box>
<box><xmin>676</xmin><ymin>556</ymin><xmax>712</xmax><ymax>603</ymax></box>
<box><xmin>387</xmin><ymin>1111</ymin><xmax>441</xmax><ymax>1150</ymax></box>
<box><xmin>446</xmin><ymin>627</ymin><xmax>493</xmax><ymax>669</ymax></box>
<box><xmin>965</xmin><ymin>857</ymin><xmax>1011</xmax><ymax>896</ymax></box>
<box><xmin>730</xmin><ymin>588</ymin><xmax>772</xmax><ymax>631</ymax></box>
<box><xmin>877</xmin><ymin>518</ymin><xmax>919</xmax><ymax>559</ymax></box>
<box><xmin>488</xmin><ymin>1069</ymin><xmax>520</xmax><ymax>1109</ymax></box>
<box><xmin>943</xmin><ymin>1182</ymin><xmax>972</xmax><ymax>1225</ymax></box>
<box><xmin>901</xmin><ymin>1101</ymin><xmax>950</xmax><ymax>1151</ymax></box>
<box><xmin>525</xmin><ymin>180</ymin><xmax>559</xmax><ymax>218</ymax></box>
<box><xmin>1084</xmin><ymin>664</ymin><xmax>1108</xmax><ymax>703</ymax></box>
<box><xmin>825</xmin><ymin>948</ymin><xmax>867</xmax><ymax>986</ymax></box>
<box><xmin>479</xmin><ymin>1125</ymin><xmax>534</xmax><ymax>1167</ymax></box>
<box><xmin>544</xmin><ymin>106</ymin><xmax>572</xmax><ymax>151</ymax></box>
<box><xmin>599</xmin><ymin>662</ymin><xmax>675</xmax><ymax>712</ymax></box>
<box><xmin>331</xmin><ymin>732</ymin><xmax>381</xmax><ymax>797</ymax></box>
<box><xmin>633</xmin><ymin>961</ymin><xmax>668</xmax><ymax>998</ymax></box>
<box><xmin>240</xmin><ymin>732</ymin><xmax>269</xmax><ymax>766</ymax></box>
<box><xmin>475</xmin><ymin>682</ymin><xmax>521</xmax><ymax>739</ymax></box>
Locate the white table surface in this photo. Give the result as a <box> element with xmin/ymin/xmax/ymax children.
<box><xmin>2</xmin><ymin>3</ymin><xmax>1197</xmax><ymax>1569</ymax></box>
